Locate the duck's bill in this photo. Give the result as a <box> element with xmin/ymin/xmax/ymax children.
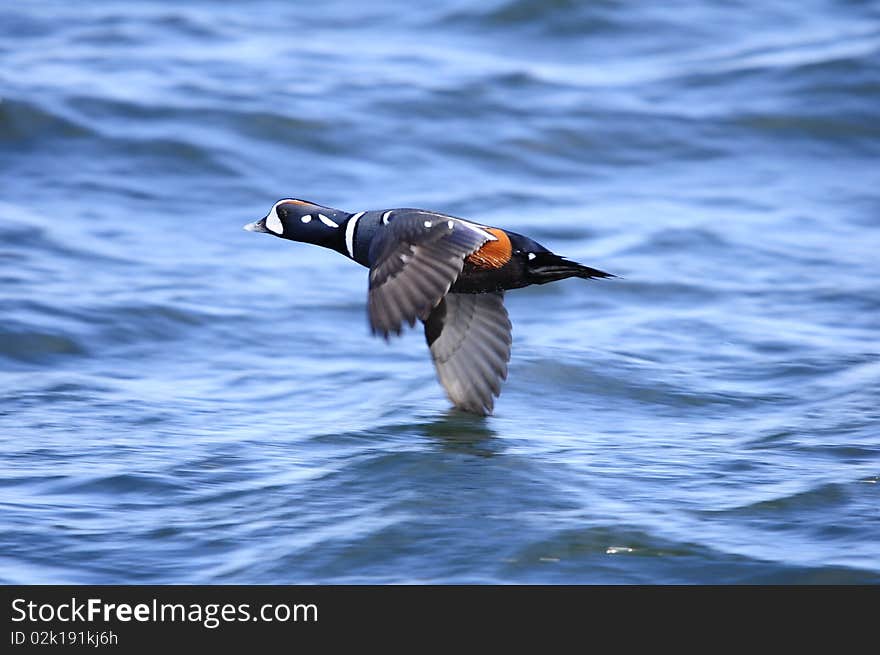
<box><xmin>243</xmin><ymin>219</ymin><xmax>269</xmax><ymax>233</ymax></box>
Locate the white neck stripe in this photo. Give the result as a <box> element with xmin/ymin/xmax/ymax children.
<box><xmin>345</xmin><ymin>212</ymin><xmax>365</xmax><ymax>259</ymax></box>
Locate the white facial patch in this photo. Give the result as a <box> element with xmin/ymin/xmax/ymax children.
<box><xmin>266</xmin><ymin>207</ymin><xmax>283</xmax><ymax>234</ymax></box>
<box><xmin>382</xmin><ymin>211</ymin><xmax>392</xmax><ymax>225</ymax></box>
<box><xmin>528</xmin><ymin>253</ymin><xmax>536</xmax><ymax>260</ymax></box>
<box><xmin>301</xmin><ymin>214</ymin><xmax>312</xmax><ymax>223</ymax></box>
<box><xmin>318</xmin><ymin>213</ymin><xmax>339</xmax><ymax>228</ymax></box>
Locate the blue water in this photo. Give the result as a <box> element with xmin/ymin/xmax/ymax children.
<box><xmin>2</xmin><ymin>0</ymin><xmax>879</xmax><ymax>584</ymax></box>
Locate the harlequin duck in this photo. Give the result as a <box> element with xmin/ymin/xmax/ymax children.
<box><xmin>244</xmin><ymin>199</ymin><xmax>614</xmax><ymax>415</ymax></box>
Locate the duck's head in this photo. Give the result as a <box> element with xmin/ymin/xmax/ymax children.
<box><xmin>244</xmin><ymin>199</ymin><xmax>350</xmax><ymax>251</ymax></box>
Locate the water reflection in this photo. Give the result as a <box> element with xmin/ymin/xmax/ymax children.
<box><xmin>418</xmin><ymin>409</ymin><xmax>501</xmax><ymax>457</ymax></box>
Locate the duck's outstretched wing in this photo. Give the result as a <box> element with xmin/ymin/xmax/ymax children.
<box><xmin>424</xmin><ymin>291</ymin><xmax>512</xmax><ymax>415</ymax></box>
<box><xmin>367</xmin><ymin>211</ymin><xmax>489</xmax><ymax>338</ymax></box>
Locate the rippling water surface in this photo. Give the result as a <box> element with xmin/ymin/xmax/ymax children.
<box><xmin>2</xmin><ymin>0</ymin><xmax>879</xmax><ymax>583</ymax></box>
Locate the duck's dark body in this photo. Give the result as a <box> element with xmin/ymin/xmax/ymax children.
<box><xmin>245</xmin><ymin>199</ymin><xmax>614</xmax><ymax>415</ymax></box>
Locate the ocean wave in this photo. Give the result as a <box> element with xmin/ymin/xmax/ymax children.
<box><xmin>441</xmin><ymin>0</ymin><xmax>622</xmax><ymax>35</ymax></box>
<box><xmin>0</xmin><ymin>96</ymin><xmax>94</xmax><ymax>142</ymax></box>
<box><xmin>0</xmin><ymin>325</ymin><xmax>88</xmax><ymax>363</ymax></box>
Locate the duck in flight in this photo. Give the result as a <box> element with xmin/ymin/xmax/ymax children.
<box><xmin>245</xmin><ymin>199</ymin><xmax>614</xmax><ymax>415</ymax></box>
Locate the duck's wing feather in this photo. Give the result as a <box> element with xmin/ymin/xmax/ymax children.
<box><xmin>424</xmin><ymin>291</ymin><xmax>512</xmax><ymax>415</ymax></box>
<box><xmin>367</xmin><ymin>211</ymin><xmax>489</xmax><ymax>338</ymax></box>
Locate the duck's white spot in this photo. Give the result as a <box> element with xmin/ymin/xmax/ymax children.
<box><xmin>345</xmin><ymin>211</ymin><xmax>365</xmax><ymax>259</ymax></box>
<box><xmin>447</xmin><ymin>220</ymin><xmax>454</xmax><ymax>229</ymax></box>
<box><xmin>414</xmin><ymin>209</ymin><xmax>496</xmax><ymax>240</ymax></box>
<box><xmin>423</xmin><ymin>220</ymin><xmax>432</xmax><ymax>228</ymax></box>
<box><xmin>382</xmin><ymin>211</ymin><xmax>392</xmax><ymax>225</ymax></box>
<box><xmin>528</xmin><ymin>252</ymin><xmax>536</xmax><ymax>260</ymax></box>
<box><xmin>318</xmin><ymin>213</ymin><xmax>339</xmax><ymax>228</ymax></box>
<box><xmin>300</xmin><ymin>214</ymin><xmax>312</xmax><ymax>223</ymax></box>
<box><xmin>399</xmin><ymin>253</ymin><xmax>411</xmax><ymax>263</ymax></box>
<box><xmin>266</xmin><ymin>208</ymin><xmax>283</xmax><ymax>234</ymax></box>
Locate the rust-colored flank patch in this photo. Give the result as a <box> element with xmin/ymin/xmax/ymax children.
<box><xmin>467</xmin><ymin>227</ymin><xmax>512</xmax><ymax>270</ymax></box>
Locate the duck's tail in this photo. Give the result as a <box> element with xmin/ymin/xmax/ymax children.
<box><xmin>526</xmin><ymin>252</ymin><xmax>616</xmax><ymax>285</ymax></box>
